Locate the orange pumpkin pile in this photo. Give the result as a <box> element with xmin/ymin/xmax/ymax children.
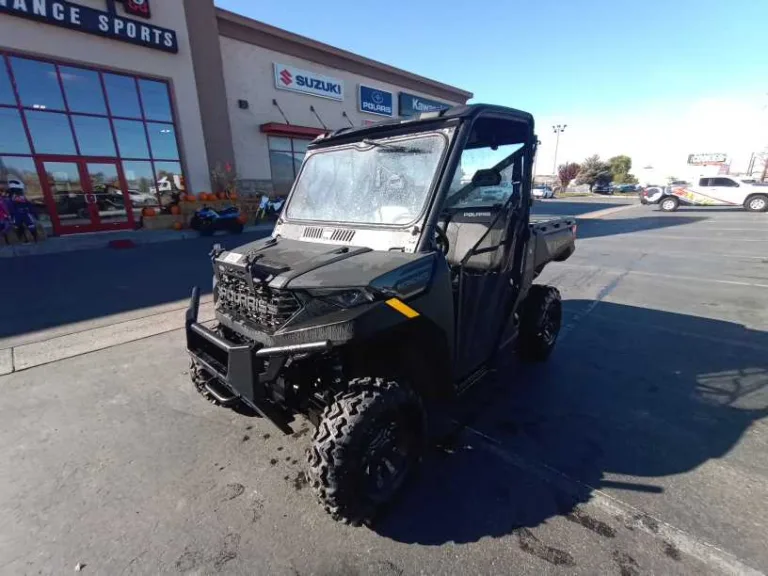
<box><xmin>170</xmin><ymin>205</ymin><xmax>181</xmax><ymax>215</ymax></box>
<box><xmin>142</xmin><ymin>207</ymin><xmax>157</xmax><ymax>217</ymax></box>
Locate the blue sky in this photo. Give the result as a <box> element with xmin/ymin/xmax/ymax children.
<box><xmin>215</xmin><ymin>0</ymin><xmax>768</xmax><ymax>177</ymax></box>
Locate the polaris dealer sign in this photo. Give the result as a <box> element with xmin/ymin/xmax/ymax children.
<box><xmin>0</xmin><ymin>0</ymin><xmax>178</xmax><ymax>53</ymax></box>
<box><xmin>274</xmin><ymin>63</ymin><xmax>344</xmax><ymax>101</ymax></box>
<box><xmin>359</xmin><ymin>85</ymin><xmax>393</xmax><ymax>117</ymax></box>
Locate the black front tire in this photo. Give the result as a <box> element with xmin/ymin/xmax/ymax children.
<box><xmin>307</xmin><ymin>377</ymin><xmax>425</xmax><ymax>525</ymax></box>
<box><xmin>518</xmin><ymin>285</ymin><xmax>562</xmax><ymax>362</ymax></box>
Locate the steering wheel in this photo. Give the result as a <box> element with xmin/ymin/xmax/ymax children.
<box><xmin>434</xmin><ymin>224</ymin><xmax>450</xmax><ymax>255</ymax></box>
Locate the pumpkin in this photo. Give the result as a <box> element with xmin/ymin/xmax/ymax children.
<box><xmin>229</xmin><ymin>192</ymin><xmax>238</xmax><ymax>201</ymax></box>
<box><xmin>173</xmin><ymin>221</ymin><xmax>183</xmax><ymax>231</ymax></box>
<box><xmin>237</xmin><ymin>214</ymin><xmax>248</xmax><ymax>225</ymax></box>
<box><xmin>170</xmin><ymin>205</ymin><xmax>181</xmax><ymax>215</ymax></box>
<box><xmin>142</xmin><ymin>207</ymin><xmax>157</xmax><ymax>218</ymax></box>
<box><xmin>216</xmin><ymin>192</ymin><xmax>225</xmax><ymax>200</ymax></box>
<box><xmin>185</xmin><ymin>194</ymin><xmax>196</xmax><ymax>202</ymax></box>
<box><xmin>198</xmin><ymin>192</ymin><xmax>209</xmax><ymax>201</ymax></box>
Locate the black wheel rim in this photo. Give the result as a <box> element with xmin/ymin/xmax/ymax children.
<box><xmin>361</xmin><ymin>414</ymin><xmax>414</xmax><ymax>504</ymax></box>
<box><xmin>539</xmin><ymin>302</ymin><xmax>562</xmax><ymax>346</ymax></box>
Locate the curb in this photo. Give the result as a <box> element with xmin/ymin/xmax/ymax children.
<box><xmin>0</xmin><ymin>224</ymin><xmax>275</xmax><ymax>259</ymax></box>
<box><xmin>577</xmin><ymin>203</ymin><xmax>641</xmax><ymax>220</ymax></box>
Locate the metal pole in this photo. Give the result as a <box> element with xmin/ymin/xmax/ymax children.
<box><xmin>552</xmin><ymin>124</ymin><xmax>567</xmax><ymax>176</ymax></box>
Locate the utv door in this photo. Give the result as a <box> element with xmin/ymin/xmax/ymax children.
<box><xmin>436</xmin><ymin>114</ymin><xmax>534</xmax><ymax>381</ymax></box>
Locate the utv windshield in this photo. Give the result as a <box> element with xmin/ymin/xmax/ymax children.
<box><xmin>285</xmin><ymin>131</ymin><xmax>450</xmax><ymax>225</ymax></box>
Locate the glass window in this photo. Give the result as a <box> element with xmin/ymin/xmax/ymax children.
<box><xmin>268</xmin><ymin>136</ymin><xmax>293</xmax><ymax>152</ymax></box>
<box><xmin>138</xmin><ymin>80</ymin><xmax>172</xmax><ymax>122</ymax></box>
<box><xmin>25</xmin><ymin>110</ymin><xmax>77</xmax><ymax>155</ymax></box>
<box><xmin>0</xmin><ymin>155</ymin><xmax>50</xmax><ymax>231</ymax></box>
<box><xmin>122</xmin><ymin>160</ymin><xmax>159</xmax><ymax>207</ymax></box>
<box><xmin>0</xmin><ymin>59</ymin><xmax>16</xmax><ymax>106</ymax></box>
<box><xmin>10</xmin><ymin>57</ymin><xmax>65</xmax><ymax>111</ymax></box>
<box><xmin>71</xmin><ymin>115</ymin><xmax>116</xmax><ymax>157</ymax></box>
<box><xmin>103</xmin><ymin>74</ymin><xmax>141</xmax><ymax>118</ymax></box>
<box><xmin>113</xmin><ymin>119</ymin><xmax>149</xmax><ymax>158</ymax></box>
<box><xmin>0</xmin><ymin>108</ymin><xmax>31</xmax><ymax>154</ymax></box>
<box><xmin>269</xmin><ymin>149</ymin><xmax>296</xmax><ymax>196</ymax></box>
<box><xmin>146</xmin><ymin>123</ymin><xmax>179</xmax><ymax>160</ymax></box>
<box><xmin>286</xmin><ymin>134</ymin><xmax>448</xmax><ymax>224</ymax></box>
<box><xmin>711</xmin><ymin>177</ymin><xmax>739</xmax><ymax>187</ymax></box>
<box><xmin>267</xmin><ymin>137</ymin><xmax>312</xmax><ymax>196</ymax></box>
<box><xmin>698</xmin><ymin>178</ymin><xmax>710</xmax><ymax>186</ymax></box>
<box><xmin>153</xmin><ymin>161</ymin><xmax>183</xmax><ymax>207</ymax></box>
<box><xmin>59</xmin><ymin>66</ymin><xmax>107</xmax><ymax>115</ymax></box>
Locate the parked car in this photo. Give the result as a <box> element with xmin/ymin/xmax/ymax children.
<box><xmin>532</xmin><ymin>185</ymin><xmax>555</xmax><ymax>199</ymax></box>
<box><xmin>593</xmin><ymin>183</ymin><xmax>613</xmax><ymax>195</ymax></box>
<box><xmin>646</xmin><ymin>177</ymin><xmax>768</xmax><ymax>212</ymax></box>
<box><xmin>614</xmin><ymin>184</ymin><xmax>639</xmax><ymax>193</ymax></box>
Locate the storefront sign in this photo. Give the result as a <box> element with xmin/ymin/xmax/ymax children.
<box><xmin>0</xmin><ymin>0</ymin><xmax>178</xmax><ymax>53</ymax></box>
<box><xmin>273</xmin><ymin>63</ymin><xmax>344</xmax><ymax>101</ymax></box>
<box><xmin>359</xmin><ymin>85</ymin><xmax>393</xmax><ymax>117</ymax></box>
<box><xmin>398</xmin><ymin>92</ymin><xmax>451</xmax><ymax>117</ymax></box>
<box><xmin>687</xmin><ymin>153</ymin><xmax>728</xmax><ymax>166</ymax></box>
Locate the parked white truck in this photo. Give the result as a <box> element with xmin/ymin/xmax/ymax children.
<box><xmin>648</xmin><ymin>176</ymin><xmax>768</xmax><ymax>212</ymax></box>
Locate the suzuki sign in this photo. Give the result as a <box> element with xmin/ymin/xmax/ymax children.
<box><xmin>273</xmin><ymin>63</ymin><xmax>344</xmax><ymax>101</ymax></box>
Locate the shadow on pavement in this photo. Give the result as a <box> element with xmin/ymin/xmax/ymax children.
<box><xmin>575</xmin><ymin>215</ymin><xmax>708</xmax><ymax>239</ymax></box>
<box><xmin>0</xmin><ymin>230</ymin><xmax>271</xmax><ymax>340</ymax></box>
<box><xmin>375</xmin><ymin>300</ymin><xmax>768</xmax><ymax>545</ymax></box>
<box><xmin>532</xmin><ymin>200</ymin><xmax>632</xmax><ymax>217</ymax></box>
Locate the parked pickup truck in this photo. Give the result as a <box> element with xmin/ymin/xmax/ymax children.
<box><xmin>650</xmin><ymin>176</ymin><xmax>768</xmax><ymax>212</ymax></box>
<box><xmin>184</xmin><ymin>104</ymin><xmax>575</xmax><ymax>525</ymax></box>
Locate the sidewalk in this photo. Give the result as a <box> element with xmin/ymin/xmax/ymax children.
<box><xmin>0</xmin><ymin>223</ymin><xmax>275</xmax><ymax>258</ymax></box>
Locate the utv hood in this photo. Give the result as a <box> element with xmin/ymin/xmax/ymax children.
<box><xmin>226</xmin><ymin>236</ymin><xmax>433</xmax><ymax>290</ymax></box>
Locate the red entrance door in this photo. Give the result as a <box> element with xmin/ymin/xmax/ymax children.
<box><xmin>36</xmin><ymin>157</ymin><xmax>136</xmax><ymax>235</ymax></box>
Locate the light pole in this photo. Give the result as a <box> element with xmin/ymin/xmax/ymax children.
<box><xmin>532</xmin><ymin>138</ymin><xmax>542</xmax><ymax>184</ymax></box>
<box><xmin>552</xmin><ymin>124</ymin><xmax>567</xmax><ymax>176</ymax></box>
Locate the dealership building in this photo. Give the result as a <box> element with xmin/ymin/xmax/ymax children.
<box><xmin>0</xmin><ymin>0</ymin><xmax>471</xmax><ymax>237</ymax></box>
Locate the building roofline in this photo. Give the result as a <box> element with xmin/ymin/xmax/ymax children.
<box><xmin>215</xmin><ymin>8</ymin><xmax>473</xmax><ymax>104</ymax></box>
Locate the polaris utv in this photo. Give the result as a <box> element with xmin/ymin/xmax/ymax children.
<box><xmin>185</xmin><ymin>104</ymin><xmax>576</xmax><ymax>524</ymax></box>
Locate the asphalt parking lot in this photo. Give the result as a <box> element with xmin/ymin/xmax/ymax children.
<box><xmin>1</xmin><ymin>198</ymin><xmax>767</xmax><ymax>575</ymax></box>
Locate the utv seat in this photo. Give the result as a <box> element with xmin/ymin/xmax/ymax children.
<box><xmin>442</xmin><ymin>206</ymin><xmax>509</xmax><ymax>272</ymax></box>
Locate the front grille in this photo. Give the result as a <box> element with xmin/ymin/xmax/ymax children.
<box><xmin>217</xmin><ymin>276</ymin><xmax>300</xmax><ymax>330</ymax></box>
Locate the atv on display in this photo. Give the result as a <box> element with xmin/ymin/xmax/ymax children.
<box><xmin>190</xmin><ymin>205</ymin><xmax>245</xmax><ymax>236</ymax></box>
<box><xmin>185</xmin><ymin>104</ymin><xmax>576</xmax><ymax>524</ymax></box>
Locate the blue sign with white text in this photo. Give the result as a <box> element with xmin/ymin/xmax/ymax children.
<box><xmin>399</xmin><ymin>92</ymin><xmax>450</xmax><ymax>117</ymax></box>
<box><xmin>359</xmin><ymin>85</ymin><xmax>393</xmax><ymax>117</ymax></box>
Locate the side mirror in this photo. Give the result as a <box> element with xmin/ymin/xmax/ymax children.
<box><xmin>471</xmin><ymin>169</ymin><xmax>501</xmax><ymax>187</ymax></box>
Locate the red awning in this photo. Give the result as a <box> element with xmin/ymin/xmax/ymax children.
<box><xmin>260</xmin><ymin>122</ymin><xmax>326</xmax><ymax>138</ymax></box>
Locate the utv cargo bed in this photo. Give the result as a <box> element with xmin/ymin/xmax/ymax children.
<box><xmin>530</xmin><ymin>216</ymin><xmax>577</xmax><ymax>269</ymax></box>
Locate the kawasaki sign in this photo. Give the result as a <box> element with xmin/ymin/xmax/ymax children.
<box><xmin>273</xmin><ymin>63</ymin><xmax>344</xmax><ymax>101</ymax></box>
<box><xmin>399</xmin><ymin>92</ymin><xmax>451</xmax><ymax>117</ymax></box>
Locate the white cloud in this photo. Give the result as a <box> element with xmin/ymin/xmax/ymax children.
<box><xmin>535</xmin><ymin>94</ymin><xmax>768</xmax><ymax>180</ymax></box>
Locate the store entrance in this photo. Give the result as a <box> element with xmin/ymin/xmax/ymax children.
<box><xmin>36</xmin><ymin>157</ymin><xmax>136</xmax><ymax>235</ymax></box>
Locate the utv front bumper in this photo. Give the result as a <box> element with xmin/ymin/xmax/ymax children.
<box><xmin>185</xmin><ymin>287</ymin><xmax>331</xmax><ymax>433</ymax></box>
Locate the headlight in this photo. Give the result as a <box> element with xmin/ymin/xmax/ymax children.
<box><xmin>307</xmin><ymin>288</ymin><xmax>376</xmax><ymax>309</ymax></box>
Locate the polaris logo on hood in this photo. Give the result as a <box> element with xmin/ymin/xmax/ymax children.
<box><xmin>274</xmin><ymin>63</ymin><xmax>344</xmax><ymax>101</ymax></box>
